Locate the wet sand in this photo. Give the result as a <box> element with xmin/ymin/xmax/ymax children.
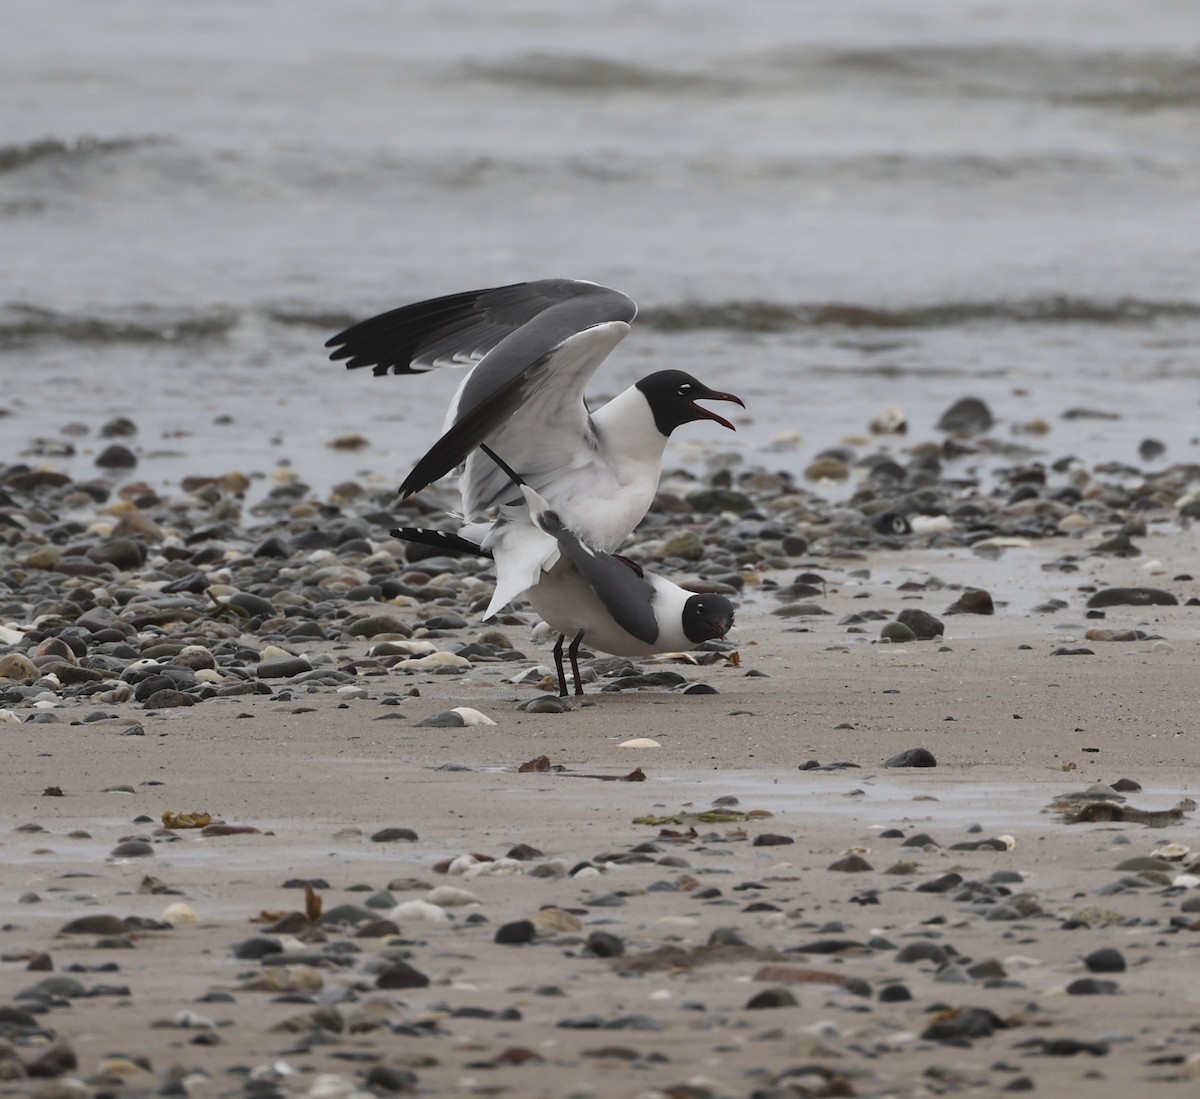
<box><xmin>5</xmin><ymin>532</ymin><xmax>1200</xmax><ymax>1098</ymax></box>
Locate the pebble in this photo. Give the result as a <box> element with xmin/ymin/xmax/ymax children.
<box><xmin>895</xmin><ymin>608</ymin><xmax>945</xmax><ymax>639</ymax></box>
<box><xmin>494</xmin><ymin>920</ymin><xmax>536</xmax><ymax>945</ymax></box>
<box><xmin>937</xmin><ymin>396</ymin><xmax>994</xmax><ymax>434</ymax></box>
<box><xmin>1086</xmin><ymin>586</ymin><xmax>1179</xmax><ymax>608</ymax></box>
<box><xmin>879</xmin><ymin>621</ymin><xmax>916</xmax><ymax>643</ymax></box>
<box><xmin>374</xmin><ymin>960</ymin><xmax>429</xmax><ymax>989</ymax></box>
<box><xmin>257</xmin><ymin>656</ymin><xmax>313</xmax><ymax>679</ymax></box>
<box><xmin>944</xmin><ymin>588</ymin><xmax>994</xmax><ymax>615</ymax></box>
<box><xmin>884</xmin><ymin>747</ymin><xmax>937</xmax><ymax>768</ymax></box>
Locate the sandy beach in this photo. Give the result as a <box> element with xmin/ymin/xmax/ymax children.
<box><xmin>5</xmin><ymin>507</ymin><xmax>1200</xmax><ymax>1098</ymax></box>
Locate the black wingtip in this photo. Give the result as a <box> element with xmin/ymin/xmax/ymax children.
<box><xmin>388</xmin><ymin>526</ymin><xmax>492</xmax><ymax>559</ymax></box>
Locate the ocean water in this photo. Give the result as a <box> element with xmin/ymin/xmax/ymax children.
<box><xmin>3</xmin><ymin>0</ymin><xmax>1199</xmax><ymax>498</ymax></box>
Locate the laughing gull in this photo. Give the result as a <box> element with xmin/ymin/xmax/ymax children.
<box><xmin>391</xmin><ymin>483</ymin><xmax>735</xmax><ymax>696</ymax></box>
<box><xmin>326</xmin><ymin>280</ymin><xmax>744</xmax><ymax>579</ymax></box>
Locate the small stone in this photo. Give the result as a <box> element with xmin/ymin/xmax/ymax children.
<box><xmin>586</xmin><ymin>931</ymin><xmax>625</xmax><ymax>958</ymax></box>
<box><xmin>25</xmin><ymin>1043</ymin><xmax>78</xmax><ymax>1078</ymax></box>
<box><xmin>95</xmin><ymin>443</ymin><xmax>137</xmax><ymax>469</ymax></box>
<box><xmin>519</xmin><ymin>696</ymin><xmax>571</xmax><ymax>713</ymax></box>
<box><xmin>945</xmin><ymin>589</ymin><xmax>993</xmax><ymax>615</ymax></box>
<box><xmin>110</xmin><ymin>840</ymin><xmax>154</xmax><ymax>858</ymax></box>
<box><xmin>1066</xmin><ymin>977</ymin><xmax>1119</xmax><ymax>995</ymax></box>
<box><xmin>1083</xmin><ymin>947</ymin><xmax>1126</xmax><ymax>973</ymax></box>
<box><xmin>655</xmin><ymin>530</ymin><xmax>705</xmax><ymax>561</ymax></box>
<box><xmin>232</xmin><ymin>937</ymin><xmax>284</xmax><ymax>960</ymax></box>
<box><xmin>256</xmin><ymin>656</ymin><xmax>313</xmax><ymax>679</ymax></box>
<box><xmin>494</xmin><ymin>919</ymin><xmax>536</xmax><ymax>945</ymax></box>
<box><xmin>348</xmin><ymin>615</ymin><xmax>414</xmax><ymax>638</ymax></box>
<box><xmin>415</xmin><ymin>710</ymin><xmax>465</xmax><ymax>728</ymax></box>
<box><xmin>1139</xmin><ymin>437</ymin><xmax>1166</xmax><ymax>461</ymax></box>
<box><xmin>828</xmin><ymin>854</ymin><xmax>873</xmax><ymax>872</ymax></box>
<box><xmin>87</xmin><ymin>537</ymin><xmax>147</xmax><ymax>569</ymax></box>
<box><xmin>0</xmin><ymin>653</ymin><xmax>40</xmax><ymax>684</ymax></box>
<box><xmin>365</xmin><ymin>1067</ymin><xmax>420</xmax><ymax>1093</ymax></box>
<box><xmin>884</xmin><ymin>747</ymin><xmax>937</xmax><ymax>768</ymax></box>
<box><xmin>895</xmin><ymin>942</ymin><xmax>948</xmax><ymax>965</ymax></box>
<box><xmin>880</xmin><ymin>621</ymin><xmax>916</xmax><ymax>643</ymax></box>
<box><xmin>532</xmin><ymin>907</ymin><xmax>583</xmax><ymax>935</ymax></box>
<box><xmin>921</xmin><ymin>1006</ymin><xmax>1002</xmax><ymax>1042</ymax></box>
<box><xmin>753</xmin><ymin>834</ymin><xmax>794</xmax><ymax>847</ymax></box>
<box><xmin>746</xmin><ymin>987</ymin><xmax>797</xmax><ymax>1009</ymax></box>
<box><xmin>142</xmin><ymin>689</ymin><xmax>197</xmax><ymax>709</ymax></box>
<box><xmin>685</xmin><ymin>488</ymin><xmax>756</xmax><ymax>515</ymax></box>
<box><xmin>937</xmin><ymin>396</ymin><xmax>994</xmax><ymax>434</ymax></box>
<box><xmin>253</xmin><ymin>535</ymin><xmax>291</xmax><ymax>558</ymax></box>
<box><xmin>374</xmin><ymin>960</ymin><xmax>429</xmax><ymax>989</ymax></box>
<box><xmin>226</xmin><ymin>592</ymin><xmax>276</xmax><ymax>618</ymax></box>
<box><xmin>1086</xmin><ymin>587</ymin><xmax>1178</xmax><ymax>608</ymax></box>
<box><xmin>59</xmin><ymin>914</ymin><xmax>126</xmax><ymax>936</ymax></box>
<box><xmin>804</xmin><ymin>456</ymin><xmax>850</xmax><ymax>481</ymax></box>
<box><xmin>896</xmin><ymin>608</ymin><xmax>945</xmax><ymax>639</ymax></box>
<box><xmin>370</xmin><ymin>827</ymin><xmax>418</xmax><ymax>843</ymax></box>
<box><xmin>100</xmin><ymin>416</ymin><xmax>137</xmax><ymax>437</ymax></box>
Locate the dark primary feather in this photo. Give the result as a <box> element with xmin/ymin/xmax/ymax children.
<box><xmin>325</xmin><ymin>279</ymin><xmax>635</xmax><ymax>376</ymax></box>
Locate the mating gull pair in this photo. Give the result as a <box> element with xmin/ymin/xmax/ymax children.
<box><xmin>327</xmin><ymin>278</ymin><xmax>742</xmax><ymax>694</ymax></box>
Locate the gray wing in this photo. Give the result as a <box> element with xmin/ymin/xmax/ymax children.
<box><xmin>533</xmin><ymin>504</ymin><xmax>658</xmax><ymax>646</ymax></box>
<box><xmin>326</xmin><ymin>279</ymin><xmax>637</xmax><ymax>498</ymax></box>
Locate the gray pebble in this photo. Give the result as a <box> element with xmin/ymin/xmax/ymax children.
<box><xmin>884</xmin><ymin>747</ymin><xmax>937</xmax><ymax>768</ymax></box>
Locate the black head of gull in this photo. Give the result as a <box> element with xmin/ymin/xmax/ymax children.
<box><xmin>680</xmin><ymin>594</ymin><xmax>735</xmax><ymax>645</ymax></box>
<box><xmin>634</xmin><ymin>369</ymin><xmax>744</xmax><ymax>436</ymax></box>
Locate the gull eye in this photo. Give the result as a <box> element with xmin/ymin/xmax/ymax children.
<box><xmin>677</xmin><ymin>383</ymin><xmax>693</xmax><ymax>395</ymax></box>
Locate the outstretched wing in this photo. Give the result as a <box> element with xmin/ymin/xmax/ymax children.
<box><xmin>327</xmin><ymin>279</ymin><xmax>638</xmax><ymax>503</ymax></box>
<box><xmin>520</xmin><ymin>486</ymin><xmax>658</xmax><ymax>646</ymax></box>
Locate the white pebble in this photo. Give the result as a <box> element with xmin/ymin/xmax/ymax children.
<box><xmin>390</xmin><ymin>900</ymin><xmax>449</xmax><ymax>924</ymax></box>
<box><xmin>463</xmin><ymin>857</ymin><xmax>523</xmax><ymax>878</ymax></box>
<box><xmin>653</xmin><ymin>915</ymin><xmax>699</xmax><ymax>929</ymax></box>
<box><xmin>396</xmin><ymin>652</ymin><xmax>471</xmax><ymax>670</ymax></box>
<box><xmin>425</xmin><ymin>885</ymin><xmax>481</xmax><ymax>907</ymax></box>
<box><xmin>451</xmin><ymin>706</ymin><xmax>496</xmax><ymax>725</ymax></box>
<box><xmin>161</xmin><ymin>902</ymin><xmax>198</xmax><ymax>926</ymax></box>
<box><xmin>174</xmin><ymin>1009</ymin><xmax>215</xmax><ymax>1028</ymax></box>
<box><xmin>368</xmin><ymin>640</ymin><xmax>436</xmax><ymax>657</ymax></box>
<box><xmin>620</xmin><ymin>737</ymin><xmax>661</xmax><ymax>748</ymax></box>
<box><xmin>909</xmin><ymin>514</ymin><xmax>954</xmax><ymax>534</ymax></box>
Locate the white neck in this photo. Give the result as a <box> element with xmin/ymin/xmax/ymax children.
<box><xmin>591</xmin><ymin>385</ymin><xmax>669</xmax><ymax>467</ymax></box>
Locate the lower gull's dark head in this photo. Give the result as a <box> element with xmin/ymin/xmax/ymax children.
<box><xmin>681</xmin><ymin>594</ymin><xmax>735</xmax><ymax>645</ymax></box>
<box><xmin>635</xmin><ymin>370</ymin><xmax>745</xmax><ymax>435</ymax></box>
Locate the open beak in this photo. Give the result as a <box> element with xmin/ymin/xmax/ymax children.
<box><xmin>690</xmin><ymin>389</ymin><xmax>745</xmax><ymax>432</ymax></box>
<box><xmin>712</xmin><ymin>616</ymin><xmax>733</xmax><ymax>639</ymax></box>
